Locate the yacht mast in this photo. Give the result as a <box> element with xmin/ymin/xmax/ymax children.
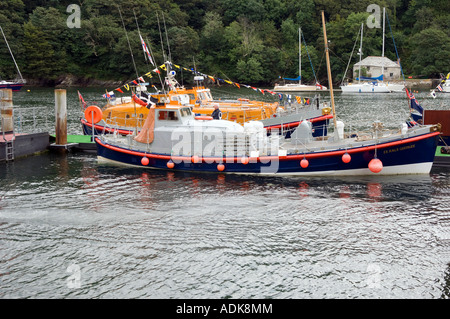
<box><xmin>358</xmin><ymin>23</ymin><xmax>363</xmax><ymax>84</ymax></box>
<box><xmin>299</xmin><ymin>27</ymin><xmax>301</xmax><ymax>85</ymax></box>
<box><xmin>321</xmin><ymin>11</ymin><xmax>336</xmax><ymax>129</ymax></box>
<box><xmin>0</xmin><ymin>25</ymin><xmax>24</xmax><ymax>82</ymax></box>
<box><xmin>382</xmin><ymin>7</ymin><xmax>385</xmax><ymax>58</ymax></box>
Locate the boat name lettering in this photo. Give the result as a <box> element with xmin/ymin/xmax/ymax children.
<box><xmin>383</xmin><ymin>144</ymin><xmax>415</xmax><ymax>154</ymax></box>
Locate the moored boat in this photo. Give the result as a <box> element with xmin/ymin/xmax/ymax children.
<box><xmin>92</xmin><ymin>11</ymin><xmax>440</xmax><ymax>177</ymax></box>
<box><xmin>81</xmin><ymin>66</ymin><xmax>332</xmax><ymax>139</ymax></box>
<box><xmin>0</xmin><ymin>25</ymin><xmax>26</xmax><ymax>92</ymax></box>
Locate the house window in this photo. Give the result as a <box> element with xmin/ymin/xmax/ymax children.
<box><xmin>390</xmin><ymin>73</ymin><xmax>394</xmax><ymax>78</ymax></box>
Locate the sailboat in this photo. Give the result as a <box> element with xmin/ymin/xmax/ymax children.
<box><xmin>273</xmin><ymin>27</ymin><xmax>327</xmax><ymax>92</ymax></box>
<box><xmin>340</xmin><ymin>23</ymin><xmax>391</xmax><ymax>93</ymax></box>
<box><xmin>92</xmin><ymin>11</ymin><xmax>439</xmax><ymax>176</ymax></box>
<box><xmin>0</xmin><ymin>25</ymin><xmax>25</xmax><ymax>91</ymax></box>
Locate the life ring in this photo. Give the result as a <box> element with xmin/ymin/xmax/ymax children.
<box><xmin>195</xmin><ymin>116</ymin><xmax>213</xmax><ymax>120</ymax></box>
<box><xmin>84</xmin><ymin>105</ymin><xmax>103</xmax><ymax>124</ymax></box>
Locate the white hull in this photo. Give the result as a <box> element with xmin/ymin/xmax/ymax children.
<box><xmin>340</xmin><ymin>83</ymin><xmax>391</xmax><ymax>93</ymax></box>
<box><xmin>98</xmin><ymin>156</ymin><xmax>434</xmax><ymax>177</ymax></box>
<box><xmin>386</xmin><ymin>83</ymin><xmax>405</xmax><ymax>92</ymax></box>
<box><xmin>273</xmin><ymin>84</ymin><xmax>327</xmax><ymax>92</ymax></box>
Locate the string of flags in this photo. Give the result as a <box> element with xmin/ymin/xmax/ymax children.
<box><xmin>430</xmin><ymin>72</ymin><xmax>449</xmax><ymax>98</ymax></box>
<box><xmin>104</xmin><ymin>61</ymin><xmax>313</xmax><ymax>105</ymax></box>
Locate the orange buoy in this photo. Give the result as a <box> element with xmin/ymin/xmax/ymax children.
<box><xmin>167</xmin><ymin>161</ymin><xmax>175</xmax><ymax>169</ymax></box>
<box><xmin>141</xmin><ymin>156</ymin><xmax>149</xmax><ymax>166</ymax></box>
<box><xmin>342</xmin><ymin>152</ymin><xmax>351</xmax><ymax>163</ymax></box>
<box><xmin>300</xmin><ymin>158</ymin><xmax>309</xmax><ymax>168</ymax></box>
<box><xmin>240</xmin><ymin>156</ymin><xmax>249</xmax><ymax>165</ymax></box>
<box><xmin>191</xmin><ymin>155</ymin><xmax>200</xmax><ymax>163</ymax></box>
<box><xmin>217</xmin><ymin>163</ymin><xmax>225</xmax><ymax>171</ymax></box>
<box><xmin>84</xmin><ymin>105</ymin><xmax>103</xmax><ymax>124</ymax></box>
<box><xmin>368</xmin><ymin>158</ymin><xmax>383</xmax><ymax>173</ymax></box>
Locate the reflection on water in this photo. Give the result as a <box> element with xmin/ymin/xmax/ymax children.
<box><xmin>0</xmin><ymin>87</ymin><xmax>449</xmax><ymax>299</ymax></box>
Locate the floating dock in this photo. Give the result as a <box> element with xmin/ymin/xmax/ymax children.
<box><xmin>49</xmin><ymin>134</ymin><xmax>96</xmax><ymax>153</ymax></box>
<box><xmin>0</xmin><ymin>132</ymin><xmax>50</xmax><ymax>162</ymax></box>
<box><xmin>434</xmin><ymin>146</ymin><xmax>450</xmax><ymax>167</ymax></box>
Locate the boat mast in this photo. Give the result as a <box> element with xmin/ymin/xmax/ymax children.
<box><xmin>299</xmin><ymin>27</ymin><xmax>301</xmax><ymax>85</ymax></box>
<box><xmin>0</xmin><ymin>25</ymin><xmax>24</xmax><ymax>82</ymax></box>
<box><xmin>382</xmin><ymin>7</ymin><xmax>385</xmax><ymax>58</ymax></box>
<box><xmin>321</xmin><ymin>11</ymin><xmax>337</xmax><ymax>130</ymax></box>
<box><xmin>358</xmin><ymin>23</ymin><xmax>363</xmax><ymax>84</ymax></box>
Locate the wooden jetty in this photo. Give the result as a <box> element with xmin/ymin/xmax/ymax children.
<box><xmin>1</xmin><ymin>89</ymin><xmax>49</xmax><ymax>162</ymax></box>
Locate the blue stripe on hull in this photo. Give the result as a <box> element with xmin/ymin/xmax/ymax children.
<box><xmin>96</xmin><ymin>133</ymin><xmax>438</xmax><ymax>175</ymax></box>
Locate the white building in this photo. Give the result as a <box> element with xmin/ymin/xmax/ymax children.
<box><xmin>353</xmin><ymin>56</ymin><xmax>401</xmax><ymax>80</ymax></box>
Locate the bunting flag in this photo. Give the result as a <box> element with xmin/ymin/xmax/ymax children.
<box><xmin>104</xmin><ymin>61</ymin><xmax>320</xmax><ymax>110</ymax></box>
<box><xmin>430</xmin><ymin>90</ymin><xmax>436</xmax><ymax>99</ymax></box>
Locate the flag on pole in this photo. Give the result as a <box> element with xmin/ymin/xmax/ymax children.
<box><xmin>405</xmin><ymin>88</ymin><xmax>423</xmax><ymax>114</ymax></box>
<box><xmin>77</xmin><ymin>91</ymin><xmax>87</xmax><ymax>108</ymax></box>
<box><xmin>140</xmin><ymin>34</ymin><xmax>155</xmax><ymax>66</ymax></box>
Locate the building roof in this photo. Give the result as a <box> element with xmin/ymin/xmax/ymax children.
<box><xmin>354</xmin><ymin>56</ymin><xmax>400</xmax><ymax>68</ymax></box>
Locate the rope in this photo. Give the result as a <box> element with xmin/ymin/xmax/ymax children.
<box><xmin>301</xmin><ymin>30</ymin><xmax>318</xmax><ymax>83</ymax></box>
<box><xmin>340</xmin><ymin>26</ymin><xmax>361</xmax><ymax>86</ymax></box>
<box><xmin>386</xmin><ymin>11</ymin><xmax>405</xmax><ymax>83</ymax></box>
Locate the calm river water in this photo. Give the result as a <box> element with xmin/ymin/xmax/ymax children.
<box><xmin>1</xmin><ymin>86</ymin><xmax>449</xmax><ymax>299</ymax></box>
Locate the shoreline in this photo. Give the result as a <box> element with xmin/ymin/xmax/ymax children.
<box><xmin>19</xmin><ymin>75</ymin><xmax>438</xmax><ymax>89</ymax></box>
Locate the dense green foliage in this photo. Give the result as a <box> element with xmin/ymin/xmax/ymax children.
<box><xmin>0</xmin><ymin>0</ymin><xmax>449</xmax><ymax>86</ymax></box>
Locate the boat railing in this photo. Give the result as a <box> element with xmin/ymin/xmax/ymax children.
<box><xmin>13</xmin><ymin>106</ymin><xmax>49</xmax><ymax>134</ymax></box>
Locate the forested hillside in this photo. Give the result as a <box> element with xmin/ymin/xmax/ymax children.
<box><xmin>0</xmin><ymin>0</ymin><xmax>449</xmax><ymax>86</ymax></box>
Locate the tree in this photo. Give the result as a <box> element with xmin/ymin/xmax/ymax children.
<box><xmin>22</xmin><ymin>21</ymin><xmax>56</xmax><ymax>80</ymax></box>
<box><xmin>409</xmin><ymin>27</ymin><xmax>450</xmax><ymax>77</ymax></box>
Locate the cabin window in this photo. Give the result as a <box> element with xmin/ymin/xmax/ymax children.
<box><xmin>158</xmin><ymin>110</ymin><xmax>179</xmax><ymax>121</ymax></box>
<box><xmin>180</xmin><ymin>108</ymin><xmax>192</xmax><ymax>117</ymax></box>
